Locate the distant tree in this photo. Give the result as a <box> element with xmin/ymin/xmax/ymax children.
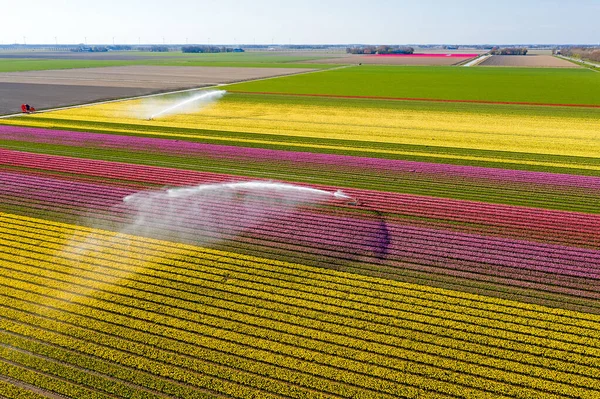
<box><xmin>490</xmin><ymin>47</ymin><xmax>528</xmax><ymax>55</ymax></box>
<box><xmin>150</xmin><ymin>45</ymin><xmax>169</xmax><ymax>52</ymax></box>
<box><xmin>347</xmin><ymin>45</ymin><xmax>414</xmax><ymax>55</ymax></box>
<box><xmin>108</xmin><ymin>45</ymin><xmax>132</xmax><ymax>51</ymax></box>
<box><xmin>560</xmin><ymin>47</ymin><xmax>600</xmax><ymax>62</ymax></box>
<box><xmin>391</xmin><ymin>46</ymin><xmax>414</xmax><ymax>54</ymax></box>
<box><xmin>181</xmin><ymin>45</ymin><xmax>235</xmax><ymax>53</ymax></box>
<box><xmin>376</xmin><ymin>45</ymin><xmax>391</xmax><ymax>54</ymax></box>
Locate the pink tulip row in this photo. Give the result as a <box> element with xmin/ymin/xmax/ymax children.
<box><xmin>2</xmin><ymin>155</ymin><xmax>598</xmax><ymax>245</ymax></box>
<box><xmin>3</xmin><ymin>166</ymin><xmax>600</xmax><ymax>301</ymax></box>
<box><xmin>2</xmin><ymin>149</ymin><xmax>598</xmax><ymax>253</ymax></box>
<box><xmin>1</xmin><ymin>125</ymin><xmax>599</xmax><ymax>191</ymax></box>
<box><xmin>3</xmin><ymin>148</ymin><xmax>598</xmax><ymax>245</ymax></box>
<box><xmin>6</xmin><ymin>197</ymin><xmax>599</xmax><ymax>302</ymax></box>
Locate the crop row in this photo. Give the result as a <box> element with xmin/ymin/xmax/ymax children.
<box><xmin>2</xmin><ymin>192</ymin><xmax>594</xmax><ymax>310</ymax></box>
<box><xmin>2</xmin><ymin>126</ymin><xmax>598</xmax><ymax>190</ymax></box>
<box><xmin>1</xmin><ymin>247</ymin><xmax>593</xmax><ymax>396</ymax></box>
<box><xmin>0</xmin><ymin>358</ymin><xmax>112</xmax><ymax>399</ymax></box>
<box><xmin>4</xmin><ymin>211</ymin><xmax>599</xmax><ymax>326</ymax></box>
<box><xmin>1</xmin><ymin>246</ymin><xmax>598</xmax><ymax>398</ymax></box>
<box><xmin>3</xmin><ymin>215</ymin><xmax>600</xmax><ymax>355</ymax></box>
<box><xmin>2</xmin><ymin>172</ymin><xmax>599</xmax><ymax>288</ymax></box>
<box><xmin>2</xmin><ymin>126</ymin><xmax>599</xmax><ymax>215</ymax></box>
<box><xmin>3</xmin><ymin>149</ymin><xmax>599</xmax><ymax>241</ymax></box>
<box><xmin>0</xmin><ymin>376</ymin><xmax>51</xmax><ymax>399</ymax></box>
<box><xmin>0</xmin><ymin>330</ymin><xmax>227</xmax><ymax>399</ymax></box>
<box><xmin>0</xmin><ymin>344</ymin><xmax>168</xmax><ymax>399</ymax></box>
<box><xmin>2</xmin><ymin>183</ymin><xmax>599</xmax><ymax>315</ymax></box>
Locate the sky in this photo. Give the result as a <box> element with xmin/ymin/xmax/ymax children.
<box><xmin>0</xmin><ymin>0</ymin><xmax>598</xmax><ymax>45</ymax></box>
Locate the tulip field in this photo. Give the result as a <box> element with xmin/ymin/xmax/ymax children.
<box><xmin>1</xmin><ymin>66</ymin><xmax>600</xmax><ymax>398</ymax></box>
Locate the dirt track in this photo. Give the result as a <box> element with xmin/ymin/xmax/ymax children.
<box><xmin>0</xmin><ymin>65</ymin><xmax>314</xmax><ymax>115</ymax></box>
<box><xmin>478</xmin><ymin>55</ymin><xmax>579</xmax><ymax>68</ymax></box>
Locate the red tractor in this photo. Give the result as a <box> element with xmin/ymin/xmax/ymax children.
<box><xmin>21</xmin><ymin>104</ymin><xmax>36</xmax><ymax>114</ymax></box>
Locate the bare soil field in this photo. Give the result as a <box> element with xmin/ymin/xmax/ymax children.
<box><xmin>0</xmin><ymin>65</ymin><xmax>313</xmax><ymax>115</ymax></box>
<box><xmin>0</xmin><ymin>65</ymin><xmax>314</xmax><ymax>89</ymax></box>
<box><xmin>303</xmin><ymin>54</ymin><xmax>475</xmax><ymax>65</ymax></box>
<box><xmin>526</xmin><ymin>49</ymin><xmax>554</xmax><ymax>55</ymax></box>
<box><xmin>478</xmin><ymin>55</ymin><xmax>579</xmax><ymax>68</ymax></box>
<box><xmin>0</xmin><ymin>82</ymin><xmax>162</xmax><ymax>115</ymax></box>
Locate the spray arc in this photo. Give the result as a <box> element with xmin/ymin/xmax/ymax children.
<box><xmin>119</xmin><ymin>181</ymin><xmax>358</xmax><ymax>247</ymax></box>
<box><xmin>146</xmin><ymin>90</ymin><xmax>226</xmax><ymax>120</ymax></box>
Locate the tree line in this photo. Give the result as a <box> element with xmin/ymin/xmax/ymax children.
<box><xmin>346</xmin><ymin>46</ymin><xmax>414</xmax><ymax>55</ymax></box>
<box><xmin>489</xmin><ymin>47</ymin><xmax>528</xmax><ymax>55</ymax></box>
<box><xmin>181</xmin><ymin>45</ymin><xmax>244</xmax><ymax>53</ymax></box>
<box><xmin>558</xmin><ymin>47</ymin><xmax>600</xmax><ymax>62</ymax></box>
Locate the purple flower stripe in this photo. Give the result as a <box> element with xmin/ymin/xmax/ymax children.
<box><xmin>2</xmin><ymin>166</ymin><xmax>596</xmax><ymax>253</ymax></box>
<box><xmin>4</xmin><ymin>170</ymin><xmax>600</xmax><ymax>285</ymax></box>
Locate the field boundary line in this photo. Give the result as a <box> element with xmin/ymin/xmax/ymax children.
<box><xmin>226</xmin><ymin>90</ymin><xmax>600</xmax><ymax>108</ymax></box>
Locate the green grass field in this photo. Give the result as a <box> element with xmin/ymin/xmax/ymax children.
<box><xmin>0</xmin><ymin>52</ymin><xmax>339</xmax><ymax>72</ymax></box>
<box><xmin>224</xmin><ymin>65</ymin><xmax>600</xmax><ymax>105</ymax></box>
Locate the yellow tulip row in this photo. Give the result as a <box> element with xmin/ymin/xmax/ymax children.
<box><xmin>0</xmin><ymin>358</ymin><xmax>110</xmax><ymax>399</ymax></box>
<box><xmin>0</xmin><ymin>345</ymin><xmax>165</xmax><ymax>399</ymax></box>
<box><xmin>0</xmin><ymin>298</ymin><xmax>422</xmax><ymax>399</ymax></box>
<box><xmin>0</xmin><ymin>376</ymin><xmax>52</xmax><ymax>399</ymax></box>
<box><xmin>1</xmin><ymin>212</ymin><xmax>600</xmax><ymax>396</ymax></box>
<box><xmin>0</xmin><ymin>331</ymin><xmax>213</xmax><ymax>399</ymax></box>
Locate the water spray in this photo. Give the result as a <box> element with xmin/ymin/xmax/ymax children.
<box><xmin>118</xmin><ymin>181</ymin><xmax>359</xmax><ymax>248</ymax></box>
<box><xmin>124</xmin><ymin>181</ymin><xmax>351</xmax><ymax>203</ymax></box>
<box><xmin>145</xmin><ymin>90</ymin><xmax>226</xmax><ymax>120</ymax></box>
